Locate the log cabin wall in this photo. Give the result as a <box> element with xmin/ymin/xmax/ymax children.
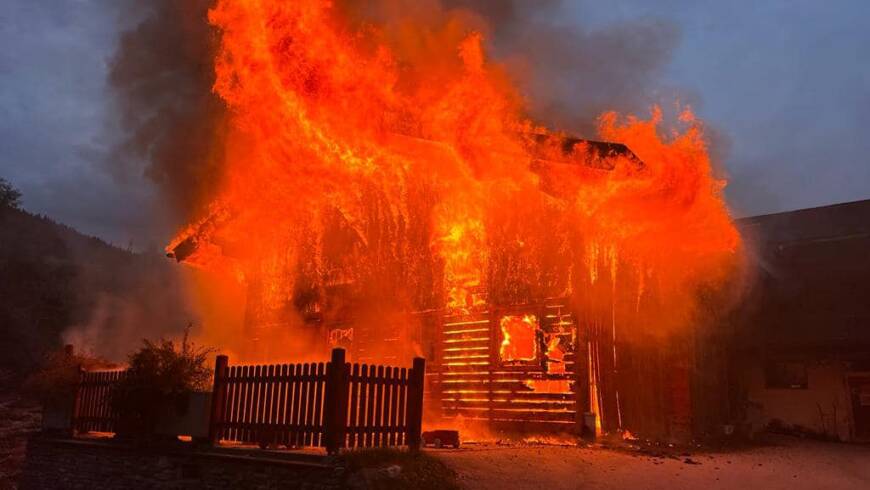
<box><xmin>428</xmin><ymin>300</ymin><xmax>579</xmax><ymax>433</ymax></box>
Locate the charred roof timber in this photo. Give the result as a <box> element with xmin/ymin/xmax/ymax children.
<box><xmin>166</xmin><ymin>236</ymin><xmax>197</xmax><ymax>262</ymax></box>
<box><xmin>524</xmin><ymin>133</ymin><xmax>644</xmax><ymax>170</ymax></box>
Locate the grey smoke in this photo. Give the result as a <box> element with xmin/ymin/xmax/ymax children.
<box><xmin>106</xmin><ymin>0</ymin><xmax>227</xmax><ymax>225</ymax></box>
<box><xmin>445</xmin><ymin>0</ymin><xmax>681</xmax><ymax>137</ymax></box>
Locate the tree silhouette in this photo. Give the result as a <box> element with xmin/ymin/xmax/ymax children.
<box><xmin>0</xmin><ymin>178</ymin><xmax>22</xmax><ymax>208</ymax></box>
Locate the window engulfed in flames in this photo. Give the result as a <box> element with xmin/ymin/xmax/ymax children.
<box><xmin>499</xmin><ymin>315</ymin><xmax>539</xmax><ymax>363</ymax></box>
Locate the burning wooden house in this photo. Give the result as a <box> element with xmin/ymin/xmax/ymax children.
<box><xmin>164</xmin><ymin>2</ymin><xmax>740</xmax><ymax>441</ymax></box>
<box><xmin>168</xmin><ymin>133</ymin><xmax>737</xmax><ymax>440</ymax></box>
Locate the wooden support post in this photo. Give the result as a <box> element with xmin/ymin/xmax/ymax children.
<box><xmin>209</xmin><ymin>355</ymin><xmax>229</xmax><ymax>445</ymax></box>
<box><xmin>324</xmin><ymin>348</ymin><xmax>349</xmax><ymax>455</ymax></box>
<box><xmin>407</xmin><ymin>357</ymin><xmax>426</xmax><ymax>451</ymax></box>
<box><xmin>574</xmin><ymin>318</ymin><xmax>592</xmax><ymax>439</ymax></box>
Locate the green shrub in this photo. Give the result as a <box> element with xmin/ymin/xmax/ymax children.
<box><xmin>112</xmin><ymin>334</ymin><xmax>214</xmax><ymax>437</ymax></box>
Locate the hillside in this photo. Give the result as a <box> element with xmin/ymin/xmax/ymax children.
<box><xmin>0</xmin><ymin>204</ymin><xmax>194</xmax><ymax>374</ymax></box>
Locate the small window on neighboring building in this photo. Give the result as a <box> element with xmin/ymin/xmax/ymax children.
<box><xmin>764</xmin><ymin>361</ymin><xmax>808</xmax><ymax>389</ymax></box>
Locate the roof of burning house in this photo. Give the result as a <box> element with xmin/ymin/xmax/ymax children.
<box><xmin>735</xmin><ymin>199</ymin><xmax>870</xmax><ymax>360</ymax></box>
<box><xmin>167</xmin><ymin>136</ymin><xmax>643</xmax><ymax>262</ymax></box>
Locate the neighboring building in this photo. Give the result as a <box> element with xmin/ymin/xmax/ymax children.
<box><xmin>735</xmin><ymin>199</ymin><xmax>870</xmax><ymax>441</ymax></box>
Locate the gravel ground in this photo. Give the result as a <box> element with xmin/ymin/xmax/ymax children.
<box><xmin>434</xmin><ymin>435</ymin><xmax>870</xmax><ymax>490</ymax></box>
<box><xmin>0</xmin><ymin>373</ymin><xmax>41</xmax><ymax>490</ymax></box>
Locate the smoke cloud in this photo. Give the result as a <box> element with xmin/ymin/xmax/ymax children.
<box><xmin>99</xmin><ymin>0</ymin><xmax>688</xmax><ymax>359</ymax></box>
<box><xmin>443</xmin><ymin>0</ymin><xmax>680</xmax><ymax>136</ymax></box>
<box><xmin>106</xmin><ymin>0</ymin><xmax>227</xmax><ymax>225</ymax></box>
<box><xmin>107</xmin><ymin>0</ymin><xmax>681</xmax><ymax>224</ymax></box>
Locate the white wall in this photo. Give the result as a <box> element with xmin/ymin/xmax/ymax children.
<box><xmin>746</xmin><ymin>361</ymin><xmax>853</xmax><ymax>441</ymax></box>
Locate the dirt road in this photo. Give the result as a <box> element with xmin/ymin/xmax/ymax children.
<box><xmin>435</xmin><ymin>435</ymin><xmax>870</xmax><ymax>490</ymax></box>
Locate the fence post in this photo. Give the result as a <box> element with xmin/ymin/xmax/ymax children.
<box><xmin>208</xmin><ymin>355</ymin><xmax>229</xmax><ymax>445</ymax></box>
<box><xmin>407</xmin><ymin>357</ymin><xmax>426</xmax><ymax>451</ymax></box>
<box><xmin>70</xmin><ymin>366</ymin><xmax>84</xmax><ymax>436</ymax></box>
<box><xmin>324</xmin><ymin>348</ymin><xmax>349</xmax><ymax>455</ymax></box>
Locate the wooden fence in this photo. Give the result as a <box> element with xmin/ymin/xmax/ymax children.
<box><xmin>209</xmin><ymin>348</ymin><xmax>425</xmax><ymax>453</ymax></box>
<box><xmin>69</xmin><ymin>349</ymin><xmax>425</xmax><ymax>453</ymax></box>
<box><xmin>72</xmin><ymin>370</ymin><xmax>126</xmax><ymax>433</ymax></box>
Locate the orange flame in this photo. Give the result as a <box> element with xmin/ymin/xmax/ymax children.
<box><xmin>169</xmin><ymin>1</ymin><xmax>740</xmax><ymax>360</ymax></box>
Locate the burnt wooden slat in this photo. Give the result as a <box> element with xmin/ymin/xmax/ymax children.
<box><xmin>276</xmin><ymin>364</ymin><xmax>288</xmax><ymax>444</ymax></box>
<box><xmin>389</xmin><ymin>367</ymin><xmax>402</xmax><ymax>446</ymax></box>
<box><xmin>254</xmin><ymin>364</ymin><xmax>265</xmax><ymax>443</ymax></box>
<box><xmin>263</xmin><ymin>365</ymin><xmax>275</xmax><ymax>441</ymax></box>
<box><xmin>348</xmin><ymin>363</ymin><xmax>360</xmax><ymax>447</ymax></box>
<box><xmin>241</xmin><ymin>365</ymin><xmax>251</xmax><ymax>442</ymax></box>
<box><xmin>232</xmin><ymin>366</ymin><xmax>244</xmax><ymax>441</ymax></box>
<box><xmin>272</xmin><ymin>365</ymin><xmax>282</xmax><ymax>435</ymax></box>
<box><xmin>312</xmin><ymin>363</ymin><xmax>324</xmax><ymax>446</ymax></box>
<box><xmin>365</xmin><ymin>365</ymin><xmax>376</xmax><ymax>447</ymax></box>
<box><xmin>242</xmin><ymin>366</ymin><xmax>259</xmax><ymax>442</ymax></box>
<box><xmin>442</xmin><ymin>399</ymin><xmax>576</xmax><ymax>411</ymax></box>
<box><xmin>374</xmin><ymin>365</ymin><xmax>384</xmax><ymax>446</ymax></box>
<box><xmin>300</xmin><ymin>363</ymin><xmax>311</xmax><ymax>446</ymax></box>
<box><xmin>444</xmin><ymin>407</ymin><xmax>576</xmax><ymax>422</ymax></box>
<box><xmin>224</xmin><ymin>366</ymin><xmax>237</xmax><ymax>440</ymax></box>
<box><xmin>397</xmin><ymin>368</ymin><xmax>407</xmax><ymax>445</ymax></box>
<box><xmin>291</xmin><ymin>363</ymin><xmax>302</xmax><ymax>447</ymax></box>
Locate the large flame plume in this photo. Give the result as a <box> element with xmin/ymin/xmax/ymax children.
<box><xmin>167</xmin><ymin>1</ymin><xmax>740</xmax><ymax>362</ymax></box>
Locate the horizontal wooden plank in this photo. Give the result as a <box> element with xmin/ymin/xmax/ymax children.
<box><xmin>440</xmin><ymin>399</ymin><xmax>576</xmax><ymax>411</ymax></box>
<box><xmin>442</xmin><ymin>407</ymin><xmax>576</xmax><ymax>422</ymax></box>
<box><xmin>439</xmin><ymin>417</ymin><xmax>577</xmax><ymax>435</ymax></box>
<box><xmin>440</xmin><ymin>390</ymin><xmax>576</xmax><ymax>400</ymax></box>
<box><xmin>439</xmin><ymin>363</ymin><xmax>494</xmax><ymax>373</ymax></box>
<box><xmin>440</xmin><ymin>338</ymin><xmax>491</xmax><ymax>348</ymax></box>
<box><xmin>437</xmin><ymin>371</ymin><xmax>572</xmax><ymax>380</ymax></box>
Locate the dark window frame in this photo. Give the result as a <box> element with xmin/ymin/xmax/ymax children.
<box><xmin>764</xmin><ymin>360</ymin><xmax>809</xmax><ymax>389</ymax></box>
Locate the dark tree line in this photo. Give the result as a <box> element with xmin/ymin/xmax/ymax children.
<box><xmin>0</xmin><ymin>179</ymin><xmax>194</xmax><ymax>375</ymax></box>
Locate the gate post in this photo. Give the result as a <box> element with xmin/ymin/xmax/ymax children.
<box><xmin>324</xmin><ymin>348</ymin><xmax>349</xmax><ymax>454</ymax></box>
<box><xmin>208</xmin><ymin>355</ymin><xmax>229</xmax><ymax>445</ymax></box>
<box><xmin>407</xmin><ymin>357</ymin><xmax>426</xmax><ymax>451</ymax></box>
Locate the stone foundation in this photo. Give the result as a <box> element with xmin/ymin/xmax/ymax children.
<box><xmin>19</xmin><ymin>436</ymin><xmax>340</xmax><ymax>489</ymax></box>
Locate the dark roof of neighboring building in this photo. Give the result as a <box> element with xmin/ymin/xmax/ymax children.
<box><xmin>737</xmin><ymin>198</ymin><xmax>870</xmax><ymax>246</ymax></box>
<box><xmin>735</xmin><ymin>199</ymin><xmax>870</xmax><ymax>359</ymax></box>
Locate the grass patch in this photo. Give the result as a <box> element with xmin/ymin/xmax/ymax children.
<box><xmin>340</xmin><ymin>448</ymin><xmax>460</xmax><ymax>490</ymax></box>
